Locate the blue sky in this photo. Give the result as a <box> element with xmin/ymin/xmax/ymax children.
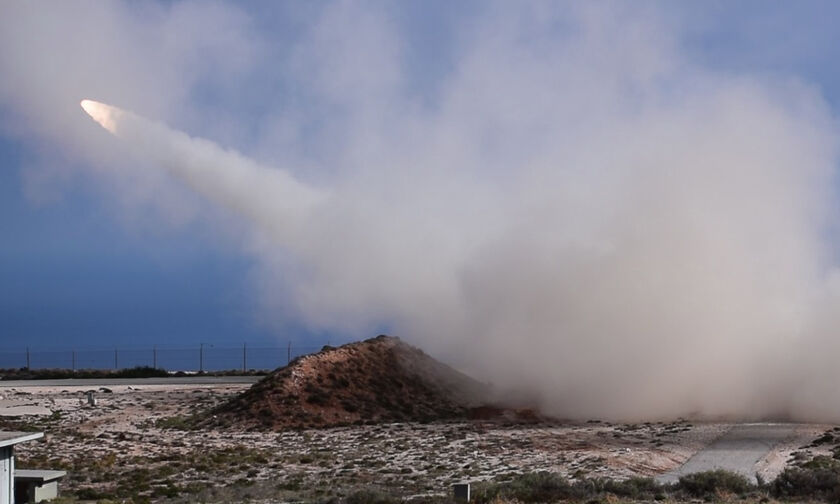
<box><xmin>0</xmin><ymin>135</ymin><xmax>265</xmax><ymax>348</ymax></box>
<box><xmin>2</xmin><ymin>0</ymin><xmax>840</xmax><ymax>358</ymax></box>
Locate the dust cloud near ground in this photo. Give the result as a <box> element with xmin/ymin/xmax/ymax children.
<box><xmin>5</xmin><ymin>334</ymin><xmax>835</xmax><ymax>503</ymax></box>
<box><xmin>0</xmin><ymin>382</ymin><xmax>754</xmax><ymax>501</ymax></box>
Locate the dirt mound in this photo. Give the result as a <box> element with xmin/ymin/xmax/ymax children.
<box><xmin>204</xmin><ymin>335</ymin><xmax>493</xmax><ymax>429</ymax></box>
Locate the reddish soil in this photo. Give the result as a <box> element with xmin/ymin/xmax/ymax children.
<box><xmin>466</xmin><ymin>405</ymin><xmax>544</xmax><ymax>423</ymax></box>
<box><xmin>206</xmin><ymin>335</ymin><xmax>493</xmax><ymax>429</ymax></box>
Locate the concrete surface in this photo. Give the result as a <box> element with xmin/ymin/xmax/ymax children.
<box><xmin>0</xmin><ymin>403</ymin><xmax>51</xmax><ymax>416</ymax></box>
<box><xmin>657</xmin><ymin>423</ymin><xmax>799</xmax><ymax>484</ymax></box>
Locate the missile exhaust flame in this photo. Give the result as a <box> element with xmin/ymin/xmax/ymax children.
<box><xmin>79</xmin><ymin>99</ymin><xmax>327</xmax><ymax>238</ymax></box>
<box><xmin>80</xmin><ymin>99</ymin><xmax>120</xmax><ymax>134</ymax></box>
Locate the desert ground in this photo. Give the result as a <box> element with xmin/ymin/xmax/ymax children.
<box><xmin>1</xmin><ymin>380</ymin><xmax>835</xmax><ymax>503</ymax></box>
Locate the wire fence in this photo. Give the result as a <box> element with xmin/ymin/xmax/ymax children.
<box><xmin>0</xmin><ymin>343</ymin><xmax>331</xmax><ymax>372</ymax></box>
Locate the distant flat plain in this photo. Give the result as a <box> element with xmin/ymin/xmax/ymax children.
<box><xmin>0</xmin><ymin>376</ymin><xmax>261</xmax><ymax>387</ymax></box>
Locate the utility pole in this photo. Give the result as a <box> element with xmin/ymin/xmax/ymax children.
<box><xmin>72</xmin><ymin>350</ymin><xmax>76</xmax><ymax>372</ymax></box>
<box><xmin>199</xmin><ymin>343</ymin><xmax>204</xmax><ymax>373</ymax></box>
<box><xmin>242</xmin><ymin>342</ymin><xmax>247</xmax><ymax>373</ymax></box>
<box><xmin>153</xmin><ymin>346</ymin><xmax>157</xmax><ymax>369</ymax></box>
<box><xmin>114</xmin><ymin>348</ymin><xmax>118</xmax><ymax>370</ymax></box>
<box><xmin>25</xmin><ymin>347</ymin><xmax>30</xmax><ymax>369</ymax></box>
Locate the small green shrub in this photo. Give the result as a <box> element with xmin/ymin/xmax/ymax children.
<box><xmin>803</xmin><ymin>455</ymin><xmax>840</xmax><ymax>470</ymax></box>
<box><xmin>113</xmin><ymin>366</ymin><xmax>169</xmax><ymax>378</ymax></box>
<box><xmin>474</xmin><ymin>472</ymin><xmax>573</xmax><ymax>503</ymax></box>
<box><xmin>154</xmin><ymin>415</ymin><xmax>197</xmax><ymax>430</ymax></box>
<box><xmin>811</xmin><ymin>432</ymin><xmax>835</xmax><ymax>446</ymax></box>
<box><xmin>73</xmin><ymin>487</ymin><xmax>111</xmax><ymax>500</ymax></box>
<box><xmin>678</xmin><ymin>469</ymin><xmax>751</xmax><ymax>497</ymax></box>
<box><xmin>307</xmin><ymin>391</ymin><xmax>329</xmax><ymax>405</ymax></box>
<box><xmin>773</xmin><ymin>461</ymin><xmax>840</xmax><ymax>500</ymax></box>
<box><xmin>602</xmin><ymin>476</ymin><xmax>662</xmax><ymax>499</ymax></box>
<box><xmin>344</xmin><ymin>489</ymin><xmax>399</xmax><ymax>504</ymax></box>
<box><xmin>276</xmin><ymin>478</ymin><xmax>302</xmax><ymax>491</ymax></box>
<box><xmin>150</xmin><ymin>483</ymin><xmax>180</xmax><ymax>498</ymax></box>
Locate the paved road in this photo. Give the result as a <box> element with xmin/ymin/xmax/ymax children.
<box><xmin>657</xmin><ymin>423</ymin><xmax>799</xmax><ymax>484</ymax></box>
<box><xmin>0</xmin><ymin>376</ymin><xmax>262</xmax><ymax>387</ymax></box>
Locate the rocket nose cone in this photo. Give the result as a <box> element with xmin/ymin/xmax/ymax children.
<box><xmin>80</xmin><ymin>99</ymin><xmax>120</xmax><ymax>134</ymax></box>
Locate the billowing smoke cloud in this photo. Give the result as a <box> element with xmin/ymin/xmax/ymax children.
<box><xmin>6</xmin><ymin>2</ymin><xmax>840</xmax><ymax>421</ymax></box>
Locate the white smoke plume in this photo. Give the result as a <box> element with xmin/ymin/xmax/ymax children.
<box><xmin>7</xmin><ymin>2</ymin><xmax>840</xmax><ymax>421</ymax></box>
<box><xmin>79</xmin><ymin>99</ymin><xmax>326</xmax><ymax>239</ymax></box>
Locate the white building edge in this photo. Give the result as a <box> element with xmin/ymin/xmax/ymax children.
<box><xmin>0</xmin><ymin>432</ymin><xmax>46</xmax><ymax>504</ymax></box>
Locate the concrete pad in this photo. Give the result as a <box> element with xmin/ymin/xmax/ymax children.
<box><xmin>0</xmin><ymin>405</ymin><xmax>51</xmax><ymax>416</ymax></box>
<box><xmin>657</xmin><ymin>423</ymin><xmax>799</xmax><ymax>484</ymax></box>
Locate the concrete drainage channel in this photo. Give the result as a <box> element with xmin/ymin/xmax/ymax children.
<box><xmin>450</xmin><ymin>423</ymin><xmax>805</xmax><ymax>502</ymax></box>
<box><xmin>656</xmin><ymin>423</ymin><xmax>800</xmax><ymax>484</ymax></box>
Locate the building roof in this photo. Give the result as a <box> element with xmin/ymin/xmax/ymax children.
<box><xmin>15</xmin><ymin>470</ymin><xmax>66</xmax><ymax>483</ymax></box>
<box><xmin>0</xmin><ymin>431</ymin><xmax>43</xmax><ymax>448</ymax></box>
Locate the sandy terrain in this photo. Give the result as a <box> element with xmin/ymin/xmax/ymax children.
<box><xmin>0</xmin><ymin>381</ymin><xmax>831</xmax><ymax>502</ymax></box>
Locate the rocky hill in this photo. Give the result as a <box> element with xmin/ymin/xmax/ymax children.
<box><xmin>204</xmin><ymin>335</ymin><xmax>493</xmax><ymax>429</ymax></box>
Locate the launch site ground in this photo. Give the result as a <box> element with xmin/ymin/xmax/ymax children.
<box><xmin>1</xmin><ymin>380</ymin><xmax>835</xmax><ymax>503</ymax></box>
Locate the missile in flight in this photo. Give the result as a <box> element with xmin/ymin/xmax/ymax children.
<box><xmin>80</xmin><ymin>99</ymin><xmax>327</xmax><ymax>237</ymax></box>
